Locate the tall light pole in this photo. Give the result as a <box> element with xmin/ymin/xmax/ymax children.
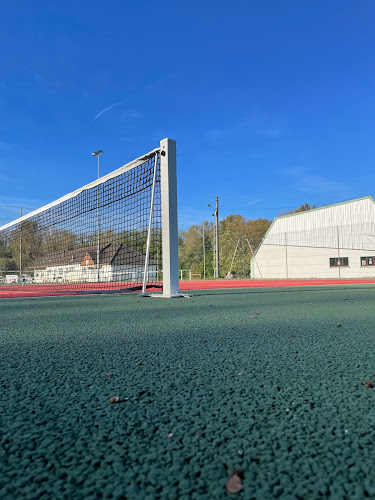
<box><xmin>91</xmin><ymin>150</ymin><xmax>103</xmax><ymax>283</ymax></box>
<box><xmin>19</xmin><ymin>206</ymin><xmax>22</xmax><ymax>281</ymax></box>
<box><xmin>206</xmin><ymin>207</ymin><xmax>215</xmax><ymax>277</ymax></box>
<box><xmin>202</xmin><ymin>223</ymin><xmax>206</xmax><ymax>280</ymax></box>
<box><xmin>207</xmin><ymin>196</ymin><xmax>219</xmax><ymax>278</ymax></box>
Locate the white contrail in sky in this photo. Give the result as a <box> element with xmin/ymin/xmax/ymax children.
<box><xmin>93</xmin><ymin>100</ymin><xmax>125</xmax><ymax>120</ymax></box>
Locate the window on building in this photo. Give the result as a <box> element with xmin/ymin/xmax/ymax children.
<box><xmin>360</xmin><ymin>256</ymin><xmax>375</xmax><ymax>266</ymax></box>
<box><xmin>330</xmin><ymin>257</ymin><xmax>349</xmax><ymax>267</ymax></box>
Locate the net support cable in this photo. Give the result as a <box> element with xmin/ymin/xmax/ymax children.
<box><xmin>140</xmin><ymin>152</ymin><xmax>159</xmax><ymax>296</ymax></box>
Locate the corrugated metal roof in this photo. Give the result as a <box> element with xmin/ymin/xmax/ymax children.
<box><xmin>256</xmin><ymin>196</ymin><xmax>375</xmax><ymax>252</ymax></box>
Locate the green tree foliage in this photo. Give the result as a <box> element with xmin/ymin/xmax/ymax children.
<box><xmin>179</xmin><ymin>222</ymin><xmax>215</xmax><ymax>277</ymax></box>
<box><xmin>6</xmin><ymin>220</ymin><xmax>43</xmax><ymax>270</ymax></box>
<box><xmin>219</xmin><ymin>215</ymin><xmax>271</xmax><ymax>278</ymax></box>
<box><xmin>0</xmin><ymin>238</ymin><xmax>17</xmax><ymax>273</ymax></box>
<box><xmin>1</xmin><ymin>223</ymin><xmax>77</xmax><ymax>272</ymax></box>
<box><xmin>279</xmin><ymin>203</ymin><xmax>316</xmax><ymax>216</ymax></box>
<box><xmin>42</xmin><ymin>229</ymin><xmax>77</xmax><ymax>254</ymax></box>
<box><xmin>179</xmin><ymin>225</ymin><xmax>204</xmax><ymax>274</ymax></box>
<box><xmin>178</xmin><ymin>216</ymin><xmax>271</xmax><ymax>278</ymax></box>
<box><xmin>0</xmin><ymin>257</ymin><xmax>17</xmax><ymax>273</ymax></box>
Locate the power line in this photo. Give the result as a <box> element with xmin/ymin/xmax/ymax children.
<box><xmin>220</xmin><ymin>196</ymin><xmax>375</xmax><ymax>213</ymax></box>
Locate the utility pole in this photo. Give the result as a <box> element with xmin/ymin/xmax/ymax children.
<box><xmin>212</xmin><ymin>214</ymin><xmax>216</xmax><ymax>278</ymax></box>
<box><xmin>242</xmin><ymin>231</ymin><xmax>245</xmax><ymax>278</ymax></box>
<box><xmin>207</xmin><ymin>197</ymin><xmax>220</xmax><ymax>278</ymax></box>
<box><xmin>215</xmin><ymin>196</ymin><xmax>219</xmax><ymax>278</ymax></box>
<box><xmin>202</xmin><ymin>223</ymin><xmax>206</xmax><ymax>280</ymax></box>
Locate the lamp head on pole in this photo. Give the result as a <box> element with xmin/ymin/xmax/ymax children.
<box><xmin>91</xmin><ymin>150</ymin><xmax>103</xmax><ymax>157</ymax></box>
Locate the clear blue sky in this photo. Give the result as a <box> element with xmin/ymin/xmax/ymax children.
<box><xmin>0</xmin><ymin>0</ymin><xmax>374</xmax><ymax>229</ymax></box>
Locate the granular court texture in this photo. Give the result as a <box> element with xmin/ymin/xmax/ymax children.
<box><xmin>1</xmin><ymin>285</ymin><xmax>375</xmax><ymax>499</ymax></box>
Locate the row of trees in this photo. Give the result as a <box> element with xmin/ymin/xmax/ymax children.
<box><xmin>178</xmin><ymin>216</ymin><xmax>271</xmax><ymax>278</ymax></box>
<box><xmin>0</xmin><ymin>221</ymin><xmax>162</xmax><ymax>274</ymax></box>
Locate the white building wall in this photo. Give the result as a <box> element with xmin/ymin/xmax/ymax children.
<box><xmin>34</xmin><ymin>264</ymin><xmax>157</xmax><ymax>283</ymax></box>
<box><xmin>252</xmin><ymin>245</ymin><xmax>375</xmax><ymax>279</ymax></box>
<box><xmin>111</xmin><ymin>264</ymin><xmax>157</xmax><ymax>281</ymax></box>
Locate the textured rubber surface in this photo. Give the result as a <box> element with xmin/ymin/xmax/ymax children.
<box><xmin>1</xmin><ymin>278</ymin><xmax>375</xmax><ymax>299</ymax></box>
<box><xmin>1</xmin><ymin>285</ymin><xmax>375</xmax><ymax>499</ymax></box>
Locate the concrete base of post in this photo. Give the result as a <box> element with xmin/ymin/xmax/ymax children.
<box><xmin>151</xmin><ymin>292</ymin><xmax>184</xmax><ymax>298</ymax></box>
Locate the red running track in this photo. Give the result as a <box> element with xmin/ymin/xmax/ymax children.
<box><xmin>180</xmin><ymin>279</ymin><xmax>375</xmax><ymax>290</ymax></box>
<box><xmin>1</xmin><ymin>279</ymin><xmax>375</xmax><ymax>299</ymax></box>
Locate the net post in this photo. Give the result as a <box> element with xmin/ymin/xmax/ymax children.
<box><xmin>157</xmin><ymin>138</ymin><xmax>182</xmax><ymax>298</ymax></box>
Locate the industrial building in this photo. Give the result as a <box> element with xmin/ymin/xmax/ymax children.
<box><xmin>251</xmin><ymin>196</ymin><xmax>375</xmax><ymax>279</ymax></box>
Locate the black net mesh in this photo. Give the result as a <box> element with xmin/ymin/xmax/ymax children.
<box><xmin>0</xmin><ymin>153</ymin><xmax>162</xmax><ymax>293</ymax></box>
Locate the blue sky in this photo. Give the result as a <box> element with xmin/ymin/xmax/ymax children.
<box><xmin>0</xmin><ymin>0</ymin><xmax>374</xmax><ymax>229</ymax></box>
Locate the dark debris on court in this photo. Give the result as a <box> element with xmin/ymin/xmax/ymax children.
<box><xmin>1</xmin><ymin>286</ymin><xmax>375</xmax><ymax>499</ymax></box>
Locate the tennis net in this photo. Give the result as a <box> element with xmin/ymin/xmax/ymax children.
<box><xmin>0</xmin><ymin>139</ymin><xmax>180</xmax><ymax>296</ymax></box>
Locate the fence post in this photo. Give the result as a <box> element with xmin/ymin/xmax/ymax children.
<box><xmin>285</xmin><ymin>232</ymin><xmax>288</xmax><ymax>279</ymax></box>
<box><xmin>337</xmin><ymin>225</ymin><xmax>341</xmax><ymax>279</ymax></box>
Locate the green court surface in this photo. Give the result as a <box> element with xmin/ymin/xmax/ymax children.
<box><xmin>2</xmin><ymin>285</ymin><xmax>375</xmax><ymax>499</ymax></box>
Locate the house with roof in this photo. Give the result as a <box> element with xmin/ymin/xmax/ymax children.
<box><xmin>29</xmin><ymin>243</ymin><xmax>157</xmax><ymax>283</ymax></box>
<box><xmin>250</xmin><ymin>196</ymin><xmax>375</xmax><ymax>279</ymax></box>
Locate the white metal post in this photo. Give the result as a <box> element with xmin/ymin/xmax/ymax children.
<box><xmin>285</xmin><ymin>232</ymin><xmax>288</xmax><ymax>279</ymax></box>
<box><xmin>158</xmin><ymin>138</ymin><xmax>182</xmax><ymax>297</ymax></box>
<box><xmin>337</xmin><ymin>225</ymin><xmax>341</xmax><ymax>279</ymax></box>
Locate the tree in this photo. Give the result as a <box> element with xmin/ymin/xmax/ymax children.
<box><xmin>0</xmin><ymin>238</ymin><xmax>16</xmax><ymax>274</ymax></box>
<box><xmin>178</xmin><ymin>222</ymin><xmax>215</xmax><ymax>277</ymax></box>
<box><xmin>219</xmin><ymin>215</ymin><xmax>271</xmax><ymax>278</ymax></box>
<box><xmin>179</xmin><ymin>225</ymin><xmax>204</xmax><ymax>274</ymax></box>
<box><xmin>279</xmin><ymin>203</ymin><xmax>316</xmax><ymax>216</ymax></box>
<box><xmin>178</xmin><ymin>216</ymin><xmax>271</xmax><ymax>279</ymax></box>
<box><xmin>42</xmin><ymin>229</ymin><xmax>77</xmax><ymax>254</ymax></box>
<box><xmin>219</xmin><ymin>215</ymin><xmax>248</xmax><ymax>278</ymax></box>
<box><xmin>0</xmin><ymin>257</ymin><xmax>17</xmax><ymax>273</ymax></box>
